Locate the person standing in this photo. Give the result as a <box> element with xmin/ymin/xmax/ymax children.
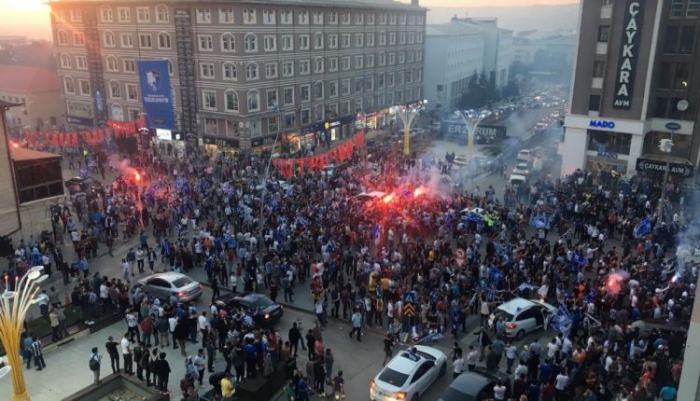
<box><xmin>141</xmin><ymin>345</ymin><xmax>153</xmax><ymax>387</ymax></box>
<box><xmin>288</xmin><ymin>322</ymin><xmax>302</xmax><ymax>357</ymax></box>
<box><xmin>126</xmin><ymin>309</ymin><xmax>140</xmax><ymax>343</ymax></box>
<box><xmin>89</xmin><ymin>347</ymin><xmax>102</xmax><ymax>384</ymax></box>
<box><xmin>453</xmin><ymin>352</ymin><xmax>464</xmax><ymax>378</ymax></box>
<box><xmin>154</xmin><ymin>352</ymin><xmax>171</xmax><ymax>394</ymax></box>
<box><xmin>506</xmin><ymin>341</ymin><xmax>518</xmax><ymax>374</ymax></box>
<box><xmin>349</xmin><ymin>310</ymin><xmax>362</xmax><ymax>342</ymax></box>
<box><xmin>121</xmin><ymin>332</ymin><xmax>133</xmax><ymax>375</ymax></box>
<box><xmin>383</xmin><ymin>334</ymin><xmax>395</xmax><ymax>366</ymax></box>
<box><xmin>31</xmin><ymin>337</ymin><xmax>46</xmax><ymax>370</ymax></box>
<box><xmin>156</xmin><ymin>315</ymin><xmax>170</xmax><ymax>349</ymax></box>
<box><xmin>194</xmin><ymin>348</ymin><xmax>207</xmax><ymax>387</ymax></box>
<box><xmin>197</xmin><ymin>312</ymin><xmax>210</xmax><ymax>347</ymax></box>
<box><xmin>105</xmin><ymin>336</ymin><xmax>120</xmax><ymax>373</ymax></box>
<box><xmin>136</xmin><ymin>247</ymin><xmax>145</xmax><ymax>274</ymax></box>
<box><xmin>325</xmin><ymin>348</ymin><xmax>334</xmax><ymax>385</ymax></box>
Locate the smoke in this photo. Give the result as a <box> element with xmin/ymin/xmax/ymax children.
<box><xmin>606</xmin><ymin>270</ymin><xmax>629</xmax><ymax>295</ymax></box>
<box><xmin>108</xmin><ymin>155</ymin><xmax>142</xmax><ymax>183</ymax></box>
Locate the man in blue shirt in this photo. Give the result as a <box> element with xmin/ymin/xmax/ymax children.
<box><xmin>660</xmin><ymin>383</ymin><xmax>677</xmax><ymax>401</ymax></box>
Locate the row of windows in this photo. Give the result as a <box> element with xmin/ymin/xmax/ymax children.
<box><xmin>195</xmin><ymin>31</ymin><xmax>423</xmax><ymax>52</ymax></box>
<box><xmin>196</xmin><ymin>54</ymin><xmax>422</xmax><ymax>81</ymax></box>
<box><xmin>0</xmin><ymin>95</ymin><xmax>26</xmax><ymax>104</ymax></box>
<box><xmin>670</xmin><ymin>0</ymin><xmax>700</xmax><ymax>18</ymax></box>
<box><xmin>60</xmin><ymin>6</ymin><xmax>425</xmax><ymax>27</ymax></box>
<box><xmin>101</xmin><ymin>31</ymin><xmax>172</xmax><ymax>49</ymax></box>
<box><xmin>204</xmin><ymin>88</ymin><xmax>422</xmax><ymax>136</ymax></box>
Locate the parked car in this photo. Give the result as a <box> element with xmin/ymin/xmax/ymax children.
<box><xmin>370</xmin><ymin>345</ymin><xmax>448</xmax><ymax>401</ymax></box>
<box><xmin>488</xmin><ymin>297</ymin><xmax>558</xmax><ymax>340</ymax></box>
<box><xmin>64</xmin><ymin>177</ymin><xmax>103</xmax><ymax>194</ymax></box>
<box><xmin>215</xmin><ymin>293</ymin><xmax>284</xmax><ymax>327</ymax></box>
<box><xmin>438</xmin><ymin>367</ymin><xmax>511</xmax><ymax>401</ymax></box>
<box><xmin>516</xmin><ymin>149</ymin><xmax>531</xmax><ymax>162</ymax></box>
<box><xmin>137</xmin><ymin>272</ymin><xmax>203</xmax><ymax>303</ymax></box>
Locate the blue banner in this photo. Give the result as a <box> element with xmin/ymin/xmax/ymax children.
<box><xmin>137</xmin><ymin>60</ymin><xmax>175</xmax><ymax>129</ymax></box>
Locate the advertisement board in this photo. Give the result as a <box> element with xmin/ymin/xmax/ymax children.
<box><xmin>137</xmin><ymin>60</ymin><xmax>175</xmax><ymax>130</ymax></box>
<box><xmin>441</xmin><ymin>120</ymin><xmax>507</xmax><ymax>144</ymax></box>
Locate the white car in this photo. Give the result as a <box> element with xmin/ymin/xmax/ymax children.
<box><xmin>370</xmin><ymin>345</ymin><xmax>448</xmax><ymax>401</ymax></box>
<box><xmin>517</xmin><ymin>149</ymin><xmax>531</xmax><ymax>162</ymax></box>
<box><xmin>488</xmin><ymin>298</ymin><xmax>558</xmax><ymax>340</ymax></box>
<box><xmin>512</xmin><ymin>163</ymin><xmax>530</xmax><ymax>176</ymax></box>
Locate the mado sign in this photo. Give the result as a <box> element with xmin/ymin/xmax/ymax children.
<box><xmin>589</xmin><ymin>120</ymin><xmax>616</xmax><ymax>129</ymax></box>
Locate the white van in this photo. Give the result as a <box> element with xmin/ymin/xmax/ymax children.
<box><xmin>517</xmin><ymin>149</ymin><xmax>531</xmax><ymax>162</ymax></box>
<box><xmin>509</xmin><ymin>174</ymin><xmax>528</xmax><ymax>186</ymax></box>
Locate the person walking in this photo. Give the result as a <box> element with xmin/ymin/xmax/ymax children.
<box><xmin>383</xmin><ymin>334</ymin><xmax>395</xmax><ymax>366</ymax></box>
<box><xmin>121</xmin><ymin>332</ymin><xmax>133</xmax><ymax>374</ymax></box>
<box><xmin>194</xmin><ymin>348</ymin><xmax>207</xmax><ymax>387</ymax></box>
<box><xmin>31</xmin><ymin>337</ymin><xmax>46</xmax><ymax>370</ymax></box>
<box><xmin>453</xmin><ymin>352</ymin><xmax>464</xmax><ymax>378</ymax></box>
<box><xmin>349</xmin><ymin>309</ymin><xmax>362</xmax><ymax>342</ymax></box>
<box><xmin>105</xmin><ymin>336</ymin><xmax>120</xmax><ymax>373</ymax></box>
<box><xmin>325</xmin><ymin>348</ymin><xmax>334</xmax><ymax>385</ymax></box>
<box><xmin>89</xmin><ymin>347</ymin><xmax>102</xmax><ymax>384</ymax></box>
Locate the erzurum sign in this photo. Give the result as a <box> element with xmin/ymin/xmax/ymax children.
<box><xmin>613</xmin><ymin>1</ymin><xmax>644</xmax><ymax>110</ymax></box>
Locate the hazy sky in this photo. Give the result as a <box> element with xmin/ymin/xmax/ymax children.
<box><xmin>0</xmin><ymin>0</ymin><xmax>580</xmax><ymax>40</ymax></box>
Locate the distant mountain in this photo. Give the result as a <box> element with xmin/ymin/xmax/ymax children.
<box><xmin>426</xmin><ymin>3</ymin><xmax>580</xmax><ymax>33</ymax></box>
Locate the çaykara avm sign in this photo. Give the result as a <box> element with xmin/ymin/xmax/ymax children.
<box><xmin>636</xmin><ymin>158</ymin><xmax>693</xmax><ymax>178</ymax></box>
<box><xmin>613</xmin><ymin>0</ymin><xmax>644</xmax><ymax>110</ymax></box>
<box><xmin>137</xmin><ymin>60</ymin><xmax>175</xmax><ymax>130</ymax></box>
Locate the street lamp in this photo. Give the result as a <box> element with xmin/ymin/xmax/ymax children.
<box><xmin>0</xmin><ymin>266</ymin><xmax>49</xmax><ymax>401</ymax></box>
<box><xmin>454</xmin><ymin>109</ymin><xmax>492</xmax><ymax>164</ymax></box>
<box><xmin>656</xmin><ymin>99</ymin><xmax>688</xmax><ymax>226</ymax></box>
<box><xmin>396</xmin><ymin>105</ymin><xmax>423</xmax><ymax>156</ymax></box>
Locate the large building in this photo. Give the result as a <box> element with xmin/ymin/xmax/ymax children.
<box><xmin>511</xmin><ymin>31</ymin><xmax>577</xmax><ymax>66</ymax></box>
<box><xmin>562</xmin><ymin>0</ymin><xmax>700</xmax><ymax>180</ymax></box>
<box><xmin>423</xmin><ymin>23</ymin><xmax>484</xmax><ymax>110</ymax></box>
<box><xmin>0</xmin><ymin>65</ymin><xmax>64</xmax><ymax>132</ymax></box>
<box><xmin>48</xmin><ymin>0</ymin><xmax>427</xmax><ymax>153</ymax></box>
<box><xmin>451</xmin><ymin>17</ymin><xmax>512</xmax><ymax>91</ymax></box>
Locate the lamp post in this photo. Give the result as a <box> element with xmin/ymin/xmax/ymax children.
<box><xmin>396</xmin><ymin>104</ymin><xmax>422</xmax><ymax>156</ymax></box>
<box><xmin>454</xmin><ymin>109</ymin><xmax>492</xmax><ymax>172</ymax></box>
<box><xmin>0</xmin><ymin>266</ymin><xmax>49</xmax><ymax>401</ymax></box>
<box><xmin>656</xmin><ymin>100</ymin><xmax>688</xmax><ymax>227</ymax></box>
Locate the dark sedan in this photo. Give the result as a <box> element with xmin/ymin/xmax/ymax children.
<box><xmin>65</xmin><ymin>177</ymin><xmax>103</xmax><ymax>194</ymax></box>
<box><xmin>438</xmin><ymin>367</ymin><xmax>511</xmax><ymax>401</ymax></box>
<box><xmin>215</xmin><ymin>293</ymin><xmax>284</xmax><ymax>327</ymax></box>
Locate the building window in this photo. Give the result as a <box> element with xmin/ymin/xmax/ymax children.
<box><xmin>355</xmin><ymin>98</ymin><xmax>363</xmax><ymax>112</ymax></box>
<box><xmin>398</xmin><ymin>52</ymin><xmax>405</xmax><ymax>64</ymax></box>
<box><xmin>313</xmin><ymin>11</ymin><xmax>324</xmax><ymax>24</ymax></box>
<box><xmin>389</xmin><ymin>32</ymin><xmax>396</xmax><ymax>45</ymax></box>
<box><xmin>329</xmin><ymin>57</ymin><xmax>338</xmax><ymax>72</ymax></box>
<box><xmin>670</xmin><ymin>0</ymin><xmax>684</xmax><ymax>18</ymax></box>
<box><xmin>663</xmin><ymin>26</ymin><xmax>679</xmax><ymax>54</ymax></box>
<box><xmin>221</xmin><ymin>34</ymin><xmax>235</xmax><ymax>52</ymax></box>
<box><xmin>298</xmin><ymin>11</ymin><xmax>309</xmax><ymax>24</ymax></box>
<box><xmin>137</xmin><ymin>7</ymin><xmax>150</xmax><ymax>22</ymax></box>
<box><xmin>379</xmin><ymin>52</ymin><xmax>386</xmax><ymax>66</ymax></box>
<box><xmin>282</xmin><ymin>60</ymin><xmax>294</xmax><ymax>77</ymax></box>
<box><xmin>63</xmin><ymin>77</ymin><xmax>75</xmax><ymax>94</ymax></box>
<box><xmin>243</xmin><ymin>9</ymin><xmax>256</xmax><ymax>24</ymax></box>
<box><xmin>399</xmin><ymin>14</ymin><xmax>407</xmax><ymax>25</ymax></box>
<box><xmin>79</xmin><ymin>80</ymin><xmax>91</xmax><ymax>96</ymax></box>
<box><xmin>200</xmin><ymin>63</ymin><xmax>215</xmax><ymax>79</ymax></box>
<box><xmin>658</xmin><ymin>62</ymin><xmax>672</xmax><ymax>88</ymax></box>
<box><xmin>284</xmin><ymin>87</ymin><xmax>294</xmax><ymax>106</ymax></box>
<box><xmin>329</xmin><ymin>81</ymin><xmax>338</xmax><ymax>98</ymax></box>
<box><xmin>263</xmin><ymin>9</ymin><xmax>275</xmax><ymax>24</ymax></box>
<box><xmin>355</xmin><ymin>55</ymin><xmax>363</xmax><ymax>68</ymax></box>
<box><xmin>139</xmin><ymin>34</ymin><xmax>152</xmax><ymax>48</ymax></box>
<box><xmin>246</xmin><ymin>63</ymin><xmax>259</xmax><ymax>80</ymax></box>
<box><xmin>156</xmin><ymin>5</ymin><xmax>169</xmax><ymax>22</ymax></box>
<box><xmin>284</xmin><ymin>112</ymin><xmax>295</xmax><ymax>129</ymax></box>
<box><xmin>158</xmin><ymin>33</ymin><xmax>171</xmax><ymax>49</ymax></box>
<box><xmin>106</xmin><ymin>56</ymin><xmax>119</xmax><ymax>72</ymax></box>
<box><xmin>198</xmin><ymin>35</ymin><xmax>213</xmax><ymax>51</ymax></box>
<box><xmin>268</xmin><ymin>116</ymin><xmax>279</xmax><ymax>134</ymax></box>
<box><xmin>378</xmin><ymin>73</ymin><xmax>385</xmax><ymax>88</ymax></box>
<box><xmin>101</xmin><ymin>6</ymin><xmax>113</xmax><ymax>22</ymax></box>
<box><xmin>341</xmin><ymin>12</ymin><xmax>350</xmax><ymax>25</ymax></box>
<box><xmin>328</xmin><ymin>34</ymin><xmax>338</xmax><ymax>49</ymax></box>
<box><xmin>342</xmin><ymin>56</ymin><xmax>350</xmax><ymax>70</ymax></box>
<box><xmin>281</xmin><ymin>10</ymin><xmax>292</xmax><ymax>24</ymax></box>
<box><xmin>121</xmin><ymin>33</ymin><xmax>133</xmax><ymax>47</ymax></box>
<box><xmin>76</xmin><ymin>56</ymin><xmax>87</xmax><ymax>70</ymax></box>
<box><xmin>389</xmin><ymin>14</ymin><xmax>397</xmax><ymax>25</ymax></box>
<box><xmin>300</xmin><ymin>109</ymin><xmax>310</xmax><ymax>125</ymax></box>
<box><xmin>355</xmin><ymin>77</ymin><xmax>363</xmax><ymax>93</ymax></box>
<box><xmin>679</xmin><ymin>26</ymin><xmax>695</xmax><ymax>54</ymax></box>
<box><xmin>315</xmin><ymin>104</ymin><xmax>324</xmax><ymax>122</ymax></box>
<box><xmin>341</xmin><ymin>79</ymin><xmax>350</xmax><ymax>95</ymax></box>
<box><xmin>267</xmin><ymin>89</ymin><xmax>279</xmax><ymax>109</ymax></box>
<box><xmin>225</xmin><ymin>91</ymin><xmax>239</xmax><ymax>112</ymax></box>
<box><xmin>118</xmin><ymin>7</ymin><xmax>130</xmax><ymax>22</ymax></box>
<box><xmin>597</xmin><ymin>26</ymin><xmax>610</xmax><ymax>42</ymax></box>
<box><xmin>203</xmin><ymin>90</ymin><xmax>217</xmax><ymax>109</ymax></box>
<box><xmin>204</xmin><ymin>118</ymin><xmax>218</xmax><ymax>134</ymax></box>
<box><xmin>300</xmin><ymin>84</ymin><xmax>310</xmax><ymax>102</ymax></box>
<box><xmin>387</xmin><ymin>72</ymin><xmax>394</xmax><ymax>87</ymax></box>
<box><xmin>355</xmin><ymin>12</ymin><xmax>364</xmax><ymax>25</ymax></box>
<box><xmin>314</xmin><ymin>81</ymin><xmax>324</xmax><ymax>100</ymax></box>
<box><xmin>299</xmin><ymin>59</ymin><xmax>310</xmax><ymax>75</ymax></box>
<box><xmin>389</xmin><ymin>52</ymin><xmax>395</xmax><ymax>65</ymax></box>
<box><xmin>587</xmin><ymin>130</ymin><xmax>632</xmax><ymax>155</ymax></box>
<box><xmin>329</xmin><ymin>12</ymin><xmax>338</xmax><ymax>24</ymax></box>
<box><xmin>70</xmin><ymin>9</ymin><xmax>82</xmax><ymax>22</ymax></box>
<box><xmin>688</xmin><ymin>0</ymin><xmax>700</xmax><ymax>17</ymax></box>
<box><xmin>265</xmin><ymin>62</ymin><xmax>278</xmax><ymax>78</ymax></box>
<box><xmin>126</xmin><ymin>84</ymin><xmax>138</xmax><ymax>101</ymax></box>
<box><xmin>341</xmin><ymin>34</ymin><xmax>350</xmax><ymax>48</ymax></box>
<box><xmin>74</xmin><ymin>33</ymin><xmax>85</xmax><ymax>46</ymax></box>
<box><xmin>109</xmin><ymin>81</ymin><xmax>121</xmax><ymax>98</ymax></box>
<box><xmin>379</xmin><ymin>13</ymin><xmax>387</xmax><ymax>25</ymax></box>
<box><xmin>588</xmin><ymin>94</ymin><xmax>601</xmax><ymax>111</ymax></box>
<box><xmin>282</xmin><ymin>35</ymin><xmax>293</xmax><ymax>50</ymax></box>
<box><xmin>315</xmin><ymin>33</ymin><xmax>324</xmax><ymax>49</ymax></box>
<box><xmin>399</xmin><ymin>33</ymin><xmax>406</xmax><ymax>45</ymax></box>
<box><xmin>244</xmin><ymin>34</ymin><xmax>258</xmax><ymax>52</ymax></box>
<box><xmin>247</xmin><ymin>91</ymin><xmax>260</xmax><ymax>111</ymax></box>
<box><xmin>264</xmin><ymin>36</ymin><xmax>277</xmax><ymax>51</ymax></box>
<box><xmin>417</xmin><ymin>33</ymin><xmax>423</xmax><ymax>43</ymax></box>
<box><xmin>197</xmin><ymin>8</ymin><xmax>211</xmax><ymax>23</ymax></box>
<box><xmin>223</xmin><ymin>63</ymin><xmax>237</xmax><ymax>80</ymax></box>
<box><xmin>355</xmin><ymin>33</ymin><xmax>364</xmax><ymax>47</ymax></box>
<box><xmin>654</xmin><ymin>97</ymin><xmax>669</xmax><ymax>118</ymax></box>
<box><xmin>124</xmin><ymin>59</ymin><xmax>136</xmax><ymax>73</ymax></box>
<box><xmin>674</xmin><ymin>62</ymin><xmax>690</xmax><ymax>89</ymax></box>
<box><xmin>314</xmin><ymin>57</ymin><xmax>324</xmax><ymax>73</ymax></box>
<box><xmin>226</xmin><ymin>120</ymin><xmax>239</xmax><ymax>137</ymax></box>
<box><xmin>57</xmin><ymin>31</ymin><xmax>68</xmax><ymax>45</ymax></box>
<box><xmin>220</xmin><ymin>8</ymin><xmax>234</xmax><ymax>23</ymax></box>
<box><xmin>299</xmin><ymin>35</ymin><xmax>310</xmax><ymax>50</ymax></box>
<box><xmin>60</xmin><ymin>53</ymin><xmax>72</xmax><ymax>69</ymax></box>
<box><xmin>367</xmin><ymin>33</ymin><xmax>375</xmax><ymax>46</ymax></box>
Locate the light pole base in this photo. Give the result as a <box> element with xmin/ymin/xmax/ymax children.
<box><xmin>12</xmin><ymin>390</ymin><xmax>31</xmax><ymax>401</ymax></box>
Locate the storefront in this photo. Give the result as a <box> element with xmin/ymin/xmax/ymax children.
<box><xmin>203</xmin><ymin>136</ymin><xmax>240</xmax><ymax>156</ymax></box>
<box><xmin>285</xmin><ymin>116</ymin><xmax>354</xmax><ymax>155</ymax></box>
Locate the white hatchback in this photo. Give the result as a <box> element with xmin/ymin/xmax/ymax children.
<box><xmin>488</xmin><ymin>298</ymin><xmax>558</xmax><ymax>340</ymax></box>
<box><xmin>370</xmin><ymin>345</ymin><xmax>448</xmax><ymax>401</ymax></box>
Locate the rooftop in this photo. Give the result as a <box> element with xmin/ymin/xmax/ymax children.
<box><xmin>10</xmin><ymin>147</ymin><xmax>60</xmax><ymax>162</ymax></box>
<box><xmin>426</xmin><ymin>22</ymin><xmax>483</xmax><ymax>36</ymax></box>
<box><xmin>0</xmin><ymin>65</ymin><xmax>61</xmax><ymax>94</ymax></box>
<box><xmin>49</xmin><ymin>0</ymin><xmax>426</xmax><ymax>10</ymax></box>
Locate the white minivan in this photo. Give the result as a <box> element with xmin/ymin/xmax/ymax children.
<box><xmin>517</xmin><ymin>149</ymin><xmax>531</xmax><ymax>162</ymax></box>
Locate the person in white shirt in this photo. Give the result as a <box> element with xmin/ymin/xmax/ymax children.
<box><xmin>466</xmin><ymin>345</ymin><xmax>479</xmax><ymax>370</ymax></box>
<box><xmin>514</xmin><ymin>359</ymin><xmax>528</xmax><ymax>378</ymax></box>
<box><xmin>197</xmin><ymin>312</ymin><xmax>210</xmax><ymax>346</ymax></box>
<box><xmin>120</xmin><ymin>333</ymin><xmax>133</xmax><ymax>375</ymax></box>
<box><xmin>547</xmin><ymin>338</ymin><xmax>560</xmax><ymax>359</ymax></box>
<box><xmin>555</xmin><ymin>369</ymin><xmax>569</xmax><ymax>398</ymax></box>
<box><xmin>493</xmin><ymin>379</ymin><xmax>507</xmax><ymax>401</ymax></box>
<box><xmin>505</xmin><ymin>342</ymin><xmax>518</xmax><ymax>374</ymax></box>
<box><xmin>561</xmin><ymin>335</ymin><xmax>573</xmax><ymax>355</ymax></box>
<box><xmin>452</xmin><ymin>355</ymin><xmax>464</xmax><ymax>378</ymax></box>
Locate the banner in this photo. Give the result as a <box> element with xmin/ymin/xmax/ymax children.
<box><xmin>137</xmin><ymin>60</ymin><xmax>175</xmax><ymax>130</ymax></box>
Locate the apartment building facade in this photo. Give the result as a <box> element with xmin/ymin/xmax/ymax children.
<box><xmin>562</xmin><ymin>0</ymin><xmax>700</xmax><ymax>180</ymax></box>
<box><xmin>0</xmin><ymin>65</ymin><xmax>64</xmax><ymax>133</ymax></box>
<box><xmin>49</xmin><ymin>0</ymin><xmax>426</xmax><ymax>152</ymax></box>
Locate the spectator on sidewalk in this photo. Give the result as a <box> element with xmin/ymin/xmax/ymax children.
<box><xmin>89</xmin><ymin>346</ymin><xmax>102</xmax><ymax>384</ymax></box>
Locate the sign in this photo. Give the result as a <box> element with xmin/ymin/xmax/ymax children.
<box><xmin>156</xmin><ymin>128</ymin><xmax>172</xmax><ymax>140</ymax></box>
<box><xmin>613</xmin><ymin>1</ymin><xmax>644</xmax><ymax>110</ymax></box>
<box><xmin>137</xmin><ymin>60</ymin><xmax>175</xmax><ymax>129</ymax></box>
<box><xmin>597</xmin><ymin>151</ymin><xmax>619</xmax><ymax>159</ymax></box>
<box><xmin>66</xmin><ymin>115</ymin><xmax>94</xmax><ymax>126</ymax></box>
<box><xmin>203</xmin><ymin>136</ymin><xmax>239</xmax><ymax>148</ymax></box>
<box><xmin>636</xmin><ymin>158</ymin><xmax>693</xmax><ymax>177</ymax></box>
<box><xmin>589</xmin><ymin>120</ymin><xmax>616</xmax><ymax>129</ymax></box>
<box><xmin>665</xmin><ymin>122</ymin><xmax>681</xmax><ymax>131</ymax></box>
<box><xmin>442</xmin><ymin>121</ymin><xmax>507</xmax><ymax>143</ymax></box>
<box><xmin>403</xmin><ymin>303</ymin><xmax>415</xmax><ymax>318</ymax></box>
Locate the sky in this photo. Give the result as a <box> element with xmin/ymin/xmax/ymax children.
<box><xmin>0</xmin><ymin>0</ymin><xmax>579</xmax><ymax>41</ymax></box>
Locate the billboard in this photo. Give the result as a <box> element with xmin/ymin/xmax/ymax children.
<box><xmin>137</xmin><ymin>60</ymin><xmax>175</xmax><ymax>129</ymax></box>
<box><xmin>612</xmin><ymin>1</ymin><xmax>644</xmax><ymax>110</ymax></box>
<box><xmin>441</xmin><ymin>120</ymin><xmax>507</xmax><ymax>144</ymax></box>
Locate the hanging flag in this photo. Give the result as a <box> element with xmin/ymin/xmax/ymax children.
<box><xmin>371</xmin><ymin>224</ymin><xmax>381</xmax><ymax>245</ymax></box>
<box><xmin>550</xmin><ymin>303</ymin><xmax>572</xmax><ymax>333</ymax></box>
<box><xmin>634</xmin><ymin>217</ymin><xmax>651</xmax><ymax>238</ymax></box>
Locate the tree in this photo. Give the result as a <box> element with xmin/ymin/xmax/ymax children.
<box><xmin>501</xmin><ymin>81</ymin><xmax>520</xmax><ymax>100</ymax></box>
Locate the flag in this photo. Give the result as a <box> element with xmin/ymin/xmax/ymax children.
<box><xmin>634</xmin><ymin>217</ymin><xmax>651</xmax><ymax>238</ymax></box>
<box><xmin>296</xmin><ymin>216</ymin><xmax>309</xmax><ymax>226</ymax></box>
<box><xmin>550</xmin><ymin>303</ymin><xmax>572</xmax><ymax>333</ymax></box>
<box><xmin>371</xmin><ymin>224</ymin><xmax>381</xmax><ymax>245</ymax></box>
<box><xmin>531</xmin><ymin>215</ymin><xmax>548</xmax><ymax>229</ymax></box>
